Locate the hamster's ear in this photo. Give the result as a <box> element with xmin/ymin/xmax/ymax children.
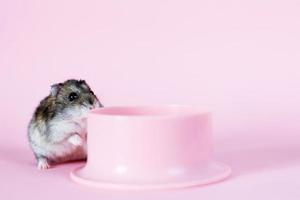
<box><xmin>50</xmin><ymin>83</ymin><xmax>63</xmax><ymax>96</ymax></box>
<box><xmin>78</xmin><ymin>79</ymin><xmax>86</xmax><ymax>84</ymax></box>
<box><xmin>78</xmin><ymin>79</ymin><xmax>90</xmax><ymax>90</ymax></box>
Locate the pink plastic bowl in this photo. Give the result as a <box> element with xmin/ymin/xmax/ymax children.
<box><xmin>70</xmin><ymin>105</ymin><xmax>231</xmax><ymax>190</ymax></box>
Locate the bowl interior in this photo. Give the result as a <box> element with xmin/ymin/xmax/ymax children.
<box><xmin>90</xmin><ymin>105</ymin><xmax>207</xmax><ymax>117</ymax></box>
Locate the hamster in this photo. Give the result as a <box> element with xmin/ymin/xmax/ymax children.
<box><xmin>28</xmin><ymin>79</ymin><xmax>103</xmax><ymax>170</ymax></box>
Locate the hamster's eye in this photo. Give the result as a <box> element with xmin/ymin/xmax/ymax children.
<box><xmin>68</xmin><ymin>92</ymin><xmax>78</xmax><ymax>101</ymax></box>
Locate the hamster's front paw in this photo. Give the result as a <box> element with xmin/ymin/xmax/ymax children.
<box><xmin>37</xmin><ymin>158</ymin><xmax>50</xmax><ymax>170</ymax></box>
<box><xmin>68</xmin><ymin>134</ymin><xmax>83</xmax><ymax>146</ymax></box>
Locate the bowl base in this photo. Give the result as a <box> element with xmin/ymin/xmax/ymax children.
<box><xmin>70</xmin><ymin>162</ymin><xmax>231</xmax><ymax>190</ymax></box>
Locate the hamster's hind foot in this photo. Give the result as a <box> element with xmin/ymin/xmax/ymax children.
<box><xmin>37</xmin><ymin>157</ymin><xmax>50</xmax><ymax>170</ymax></box>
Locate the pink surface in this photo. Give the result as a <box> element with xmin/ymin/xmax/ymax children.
<box><xmin>0</xmin><ymin>0</ymin><xmax>300</xmax><ymax>199</ymax></box>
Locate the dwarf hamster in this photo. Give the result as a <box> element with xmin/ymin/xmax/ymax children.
<box><xmin>28</xmin><ymin>79</ymin><xmax>103</xmax><ymax>170</ymax></box>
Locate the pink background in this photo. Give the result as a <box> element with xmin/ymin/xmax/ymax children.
<box><xmin>1</xmin><ymin>0</ymin><xmax>300</xmax><ymax>199</ymax></box>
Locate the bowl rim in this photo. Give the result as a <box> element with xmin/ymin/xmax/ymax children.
<box><xmin>88</xmin><ymin>104</ymin><xmax>211</xmax><ymax>119</ymax></box>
